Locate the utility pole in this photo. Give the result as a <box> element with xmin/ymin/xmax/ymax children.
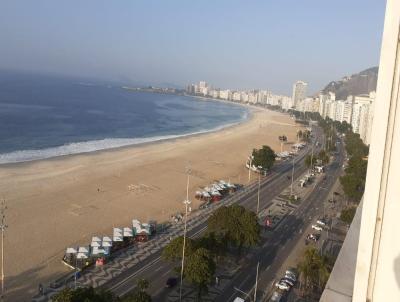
<box><xmin>253</xmin><ymin>262</ymin><xmax>260</xmax><ymax>302</ymax></box>
<box><xmin>248</xmin><ymin>156</ymin><xmax>253</xmax><ymax>183</ymax></box>
<box><xmin>179</xmin><ymin>169</ymin><xmax>191</xmax><ymax>302</ymax></box>
<box><xmin>256</xmin><ymin>174</ymin><xmax>261</xmax><ymax>215</ymax></box>
<box><xmin>0</xmin><ymin>200</ymin><xmax>7</xmax><ymax>302</ymax></box>
<box><xmin>310</xmin><ymin>141</ymin><xmax>314</xmax><ymax>174</ymax></box>
<box><xmin>290</xmin><ymin>156</ymin><xmax>295</xmax><ymax>197</ymax></box>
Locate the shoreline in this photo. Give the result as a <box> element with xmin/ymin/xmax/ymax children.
<box><xmin>1</xmin><ymin>107</ymin><xmax>303</xmax><ymax>300</ymax></box>
<box><xmin>0</xmin><ymin>97</ymin><xmax>251</xmax><ymax>167</ymax></box>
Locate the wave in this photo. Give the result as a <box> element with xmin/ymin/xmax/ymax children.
<box><xmin>0</xmin><ymin>115</ymin><xmax>249</xmax><ymax>165</ymax></box>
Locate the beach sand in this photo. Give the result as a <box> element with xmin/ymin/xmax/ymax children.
<box><xmin>0</xmin><ymin>108</ymin><xmax>302</xmax><ymax>300</ymax></box>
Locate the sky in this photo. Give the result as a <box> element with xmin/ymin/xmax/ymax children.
<box><xmin>0</xmin><ymin>0</ymin><xmax>386</xmax><ymax>95</ymax></box>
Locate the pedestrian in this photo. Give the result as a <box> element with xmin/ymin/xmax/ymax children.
<box><xmin>215</xmin><ymin>276</ymin><xmax>219</xmax><ymax>286</ymax></box>
<box><xmin>39</xmin><ymin>283</ymin><xmax>43</xmax><ymax>295</ymax></box>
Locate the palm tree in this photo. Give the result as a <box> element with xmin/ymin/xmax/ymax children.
<box><xmin>298</xmin><ymin>248</ymin><xmax>331</xmax><ymax>297</ymax></box>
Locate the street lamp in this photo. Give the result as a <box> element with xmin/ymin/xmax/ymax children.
<box><xmin>179</xmin><ymin>173</ymin><xmax>191</xmax><ymax>302</ymax></box>
<box><xmin>256</xmin><ymin>173</ymin><xmax>261</xmax><ymax>215</ymax></box>
<box><xmin>248</xmin><ymin>155</ymin><xmax>254</xmax><ymax>183</ymax></box>
<box><xmin>0</xmin><ymin>200</ymin><xmax>7</xmax><ymax>302</ymax></box>
<box><xmin>290</xmin><ymin>156</ymin><xmax>295</xmax><ymax>197</ymax></box>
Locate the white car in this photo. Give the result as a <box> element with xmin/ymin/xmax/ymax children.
<box><xmin>275</xmin><ymin>281</ymin><xmax>290</xmax><ymax>291</ymax></box>
<box><xmin>316</xmin><ymin>219</ymin><xmax>327</xmax><ymax>226</ymax></box>
<box><xmin>311</xmin><ymin>224</ymin><xmax>323</xmax><ymax>231</ymax></box>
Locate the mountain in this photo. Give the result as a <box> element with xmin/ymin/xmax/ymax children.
<box><xmin>321</xmin><ymin>66</ymin><xmax>378</xmax><ymax>99</ymax></box>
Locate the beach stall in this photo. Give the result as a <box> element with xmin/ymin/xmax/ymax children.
<box><xmin>91</xmin><ymin>246</ymin><xmax>110</xmax><ymax>266</ymax></box>
<box><xmin>62</xmin><ymin>247</ymin><xmax>78</xmax><ymax>268</ymax></box>
<box><xmin>132</xmin><ymin>219</ymin><xmax>151</xmax><ymax>242</ymax></box>
<box><xmin>102</xmin><ymin>236</ymin><xmax>113</xmax><ymax>248</ymax></box>
<box><xmin>62</xmin><ymin>246</ymin><xmax>91</xmax><ymax>270</ymax></box>
<box><xmin>210</xmin><ymin>190</ymin><xmax>222</xmax><ymax>202</ymax></box>
<box><xmin>112</xmin><ymin>227</ymin><xmax>126</xmax><ymax>252</ymax></box>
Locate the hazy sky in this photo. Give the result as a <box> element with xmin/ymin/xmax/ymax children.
<box><xmin>0</xmin><ymin>0</ymin><xmax>386</xmax><ymax>95</ymax></box>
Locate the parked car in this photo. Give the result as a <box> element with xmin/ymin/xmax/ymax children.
<box><xmin>281</xmin><ymin>277</ymin><xmax>295</xmax><ymax>287</ymax></box>
<box><xmin>275</xmin><ymin>281</ymin><xmax>291</xmax><ymax>291</ymax></box>
<box><xmin>306</xmin><ymin>233</ymin><xmax>319</xmax><ymax>242</ymax></box>
<box><xmin>269</xmin><ymin>291</ymin><xmax>283</xmax><ymax>302</ymax></box>
<box><xmin>165</xmin><ymin>277</ymin><xmax>177</xmax><ymax>288</ymax></box>
<box><xmin>311</xmin><ymin>224</ymin><xmax>323</xmax><ymax>231</ymax></box>
<box><xmin>316</xmin><ymin>219</ymin><xmax>327</xmax><ymax>226</ymax></box>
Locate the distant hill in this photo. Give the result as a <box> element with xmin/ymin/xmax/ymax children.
<box><xmin>321</xmin><ymin>66</ymin><xmax>378</xmax><ymax>99</ymax></box>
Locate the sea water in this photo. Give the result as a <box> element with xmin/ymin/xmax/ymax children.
<box><xmin>0</xmin><ymin>71</ymin><xmax>248</xmax><ymax>164</ymax></box>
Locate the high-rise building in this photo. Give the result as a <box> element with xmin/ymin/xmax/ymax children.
<box><xmin>292</xmin><ymin>81</ymin><xmax>308</xmax><ymax>108</ymax></box>
<box><xmin>351</xmin><ymin>92</ymin><xmax>375</xmax><ymax>143</ymax></box>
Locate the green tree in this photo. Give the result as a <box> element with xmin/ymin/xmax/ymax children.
<box><xmin>162</xmin><ymin>236</ymin><xmax>195</xmax><ymax>262</ymax></box>
<box><xmin>207</xmin><ymin>205</ymin><xmax>261</xmax><ymax>255</ymax></box>
<box><xmin>298</xmin><ymin>248</ymin><xmax>331</xmax><ymax>295</ymax></box>
<box><xmin>340</xmin><ymin>206</ymin><xmax>357</xmax><ymax>225</ymax></box>
<box><xmin>122</xmin><ymin>279</ymin><xmax>152</xmax><ymax>302</ymax></box>
<box><xmin>340</xmin><ymin>155</ymin><xmax>368</xmax><ymax>203</ymax></box>
<box><xmin>317</xmin><ymin>150</ymin><xmax>330</xmax><ymax>165</ymax></box>
<box><xmin>184</xmin><ymin>248</ymin><xmax>216</xmax><ymax>300</ymax></box>
<box><xmin>297</xmin><ymin>130</ymin><xmax>303</xmax><ymax>141</ymax></box>
<box><xmin>252</xmin><ymin>145</ymin><xmax>276</xmax><ymax>170</ymax></box>
<box><xmin>52</xmin><ymin>287</ymin><xmax>117</xmax><ymax>302</ymax></box>
<box><xmin>195</xmin><ymin>232</ymin><xmax>226</xmax><ymax>262</ymax></box>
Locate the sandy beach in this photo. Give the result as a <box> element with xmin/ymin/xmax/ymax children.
<box><xmin>1</xmin><ymin>107</ymin><xmax>302</xmax><ymax>300</ymax></box>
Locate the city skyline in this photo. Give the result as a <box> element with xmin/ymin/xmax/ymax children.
<box><xmin>0</xmin><ymin>0</ymin><xmax>385</xmax><ymax>95</ymax></box>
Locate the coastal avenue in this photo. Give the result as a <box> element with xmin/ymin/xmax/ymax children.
<box><xmin>217</xmin><ymin>136</ymin><xmax>344</xmax><ymax>301</ymax></box>
<box><xmin>98</xmin><ymin>126</ymin><xmax>329</xmax><ymax>300</ymax></box>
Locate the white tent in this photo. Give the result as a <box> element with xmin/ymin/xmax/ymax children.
<box><xmin>113</xmin><ymin>235</ymin><xmax>123</xmax><ymax>242</ymax></box>
<box><xmin>78</xmin><ymin>246</ymin><xmax>89</xmax><ymax>254</ymax></box>
<box><xmin>92</xmin><ymin>236</ymin><xmax>101</xmax><ymax>242</ymax></box>
<box><xmin>123</xmin><ymin>227</ymin><xmax>133</xmax><ymax>237</ymax></box>
<box><xmin>102</xmin><ymin>240</ymin><xmax>112</xmax><ymax>247</ymax></box>
<box><xmin>90</xmin><ymin>241</ymin><xmax>101</xmax><ymax>247</ymax></box>
<box><xmin>91</xmin><ymin>246</ymin><xmax>105</xmax><ymax>255</ymax></box>
<box><xmin>77</xmin><ymin>252</ymin><xmax>88</xmax><ymax>259</ymax></box>
<box><xmin>102</xmin><ymin>236</ymin><xmax>112</xmax><ymax>242</ymax></box>
<box><xmin>66</xmin><ymin>247</ymin><xmax>77</xmax><ymax>254</ymax></box>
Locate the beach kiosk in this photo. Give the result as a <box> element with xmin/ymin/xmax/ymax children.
<box><xmin>132</xmin><ymin>219</ymin><xmax>151</xmax><ymax>242</ymax></box>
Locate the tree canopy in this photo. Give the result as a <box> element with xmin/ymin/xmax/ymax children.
<box><xmin>340</xmin><ymin>206</ymin><xmax>357</xmax><ymax>225</ymax></box>
<box><xmin>52</xmin><ymin>287</ymin><xmax>117</xmax><ymax>302</ymax></box>
<box><xmin>207</xmin><ymin>204</ymin><xmax>261</xmax><ymax>254</ymax></box>
<box><xmin>298</xmin><ymin>247</ymin><xmax>331</xmax><ymax>294</ymax></box>
<box><xmin>252</xmin><ymin>145</ymin><xmax>276</xmax><ymax>170</ymax></box>
<box><xmin>340</xmin><ymin>134</ymin><xmax>369</xmax><ymax>203</ymax></box>
<box><xmin>184</xmin><ymin>248</ymin><xmax>216</xmax><ymax>299</ymax></box>
<box><xmin>162</xmin><ymin>236</ymin><xmax>195</xmax><ymax>262</ymax></box>
<box><xmin>122</xmin><ymin>279</ymin><xmax>152</xmax><ymax>302</ymax></box>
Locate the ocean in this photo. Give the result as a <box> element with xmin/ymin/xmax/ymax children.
<box><xmin>0</xmin><ymin>71</ymin><xmax>249</xmax><ymax>164</ymax></box>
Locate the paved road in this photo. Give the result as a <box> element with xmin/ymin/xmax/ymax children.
<box><xmin>98</xmin><ymin>126</ymin><xmax>326</xmax><ymax>300</ymax></box>
<box><xmin>215</xmin><ymin>135</ymin><xmax>345</xmax><ymax>302</ymax></box>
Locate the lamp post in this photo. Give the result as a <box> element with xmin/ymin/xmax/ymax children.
<box><xmin>179</xmin><ymin>172</ymin><xmax>191</xmax><ymax>302</ymax></box>
<box><xmin>290</xmin><ymin>156</ymin><xmax>295</xmax><ymax>197</ymax></box>
<box><xmin>253</xmin><ymin>261</ymin><xmax>260</xmax><ymax>302</ymax></box>
<box><xmin>256</xmin><ymin>173</ymin><xmax>261</xmax><ymax>215</ymax></box>
<box><xmin>248</xmin><ymin>155</ymin><xmax>254</xmax><ymax>183</ymax></box>
<box><xmin>0</xmin><ymin>200</ymin><xmax>7</xmax><ymax>302</ymax></box>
